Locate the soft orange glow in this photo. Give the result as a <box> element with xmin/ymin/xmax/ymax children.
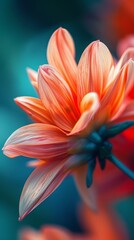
<box><xmin>20</xmin><ymin>205</ymin><xmax>128</xmax><ymax>240</ymax></box>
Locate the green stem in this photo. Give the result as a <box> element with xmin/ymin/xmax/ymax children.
<box><xmin>108</xmin><ymin>154</ymin><xmax>134</xmax><ymax>180</ymax></box>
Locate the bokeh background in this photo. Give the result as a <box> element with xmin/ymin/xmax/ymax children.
<box><xmin>0</xmin><ymin>0</ymin><xmax>134</xmax><ymax>239</ymax></box>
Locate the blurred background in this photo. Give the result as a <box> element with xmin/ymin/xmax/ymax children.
<box><xmin>0</xmin><ymin>0</ymin><xmax>134</xmax><ymax>239</ymax></box>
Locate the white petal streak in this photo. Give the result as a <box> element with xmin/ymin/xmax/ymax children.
<box><xmin>19</xmin><ymin>160</ymin><xmax>69</xmax><ymax>220</ymax></box>
<box><xmin>3</xmin><ymin>124</ymin><xmax>70</xmax><ymax>159</ymax></box>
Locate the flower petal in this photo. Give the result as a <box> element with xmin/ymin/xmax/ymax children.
<box><xmin>77</xmin><ymin>41</ymin><xmax>114</xmax><ymax>104</ymax></box>
<box><xmin>116</xmin><ymin>48</ymin><xmax>134</xmax><ymax>71</ymax></box>
<box><xmin>68</xmin><ymin>93</ymin><xmax>100</xmax><ymax>136</ymax></box>
<box><xmin>113</xmin><ymin>100</ymin><xmax>134</xmax><ymax>123</ymax></box>
<box><xmin>3</xmin><ymin>124</ymin><xmax>71</xmax><ymax>159</ymax></box>
<box><xmin>15</xmin><ymin>97</ymin><xmax>52</xmax><ymax>124</ymax></box>
<box><xmin>74</xmin><ymin>165</ymin><xmax>97</xmax><ymax>210</ymax></box>
<box><xmin>19</xmin><ymin>160</ymin><xmax>69</xmax><ymax>220</ymax></box>
<box><xmin>38</xmin><ymin>65</ymin><xmax>79</xmax><ymax>132</ymax></box>
<box><xmin>47</xmin><ymin>28</ymin><xmax>77</xmax><ymax>94</ymax></box>
<box><xmin>27</xmin><ymin>68</ymin><xmax>38</xmax><ymax>92</ymax></box>
<box><xmin>101</xmin><ymin>59</ymin><xmax>134</xmax><ymax>119</ymax></box>
<box><xmin>114</xmin><ymin>48</ymin><xmax>134</xmax><ymax>96</ymax></box>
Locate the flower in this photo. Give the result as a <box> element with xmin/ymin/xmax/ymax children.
<box><xmin>20</xmin><ymin>205</ymin><xmax>128</xmax><ymax>240</ymax></box>
<box><xmin>3</xmin><ymin>27</ymin><xmax>134</xmax><ymax>220</ymax></box>
<box><xmin>95</xmin><ymin>37</ymin><xmax>134</xmax><ymax>203</ymax></box>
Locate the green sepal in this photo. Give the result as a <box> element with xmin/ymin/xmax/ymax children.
<box><xmin>98</xmin><ymin>125</ymin><xmax>107</xmax><ymax>137</ymax></box>
<box><xmin>85</xmin><ymin>142</ymin><xmax>97</xmax><ymax>153</ymax></box>
<box><xmin>106</xmin><ymin>121</ymin><xmax>134</xmax><ymax>139</ymax></box>
<box><xmin>86</xmin><ymin>159</ymin><xmax>96</xmax><ymax>188</ymax></box>
<box><xmin>98</xmin><ymin>156</ymin><xmax>106</xmax><ymax>170</ymax></box>
<box><xmin>88</xmin><ymin>132</ymin><xmax>102</xmax><ymax>144</ymax></box>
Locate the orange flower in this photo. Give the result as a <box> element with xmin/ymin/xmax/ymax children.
<box><xmin>20</xmin><ymin>206</ymin><xmax>128</xmax><ymax>240</ymax></box>
<box><xmin>3</xmin><ymin>28</ymin><xmax>134</xmax><ymax>220</ymax></box>
<box><xmin>95</xmin><ymin>38</ymin><xmax>134</xmax><ymax>203</ymax></box>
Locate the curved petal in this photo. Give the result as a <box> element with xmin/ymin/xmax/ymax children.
<box><xmin>74</xmin><ymin>165</ymin><xmax>97</xmax><ymax>210</ymax></box>
<box><xmin>113</xmin><ymin>100</ymin><xmax>134</xmax><ymax>123</ymax></box>
<box><xmin>68</xmin><ymin>93</ymin><xmax>100</xmax><ymax>136</ymax></box>
<box><xmin>15</xmin><ymin>97</ymin><xmax>53</xmax><ymax>124</ymax></box>
<box><xmin>101</xmin><ymin>59</ymin><xmax>134</xmax><ymax>119</ymax></box>
<box><xmin>38</xmin><ymin>65</ymin><xmax>79</xmax><ymax>132</ymax></box>
<box><xmin>114</xmin><ymin>48</ymin><xmax>134</xmax><ymax>96</ymax></box>
<box><xmin>19</xmin><ymin>160</ymin><xmax>70</xmax><ymax>220</ymax></box>
<box><xmin>127</xmin><ymin>84</ymin><xmax>134</xmax><ymax>99</ymax></box>
<box><xmin>115</xmin><ymin>48</ymin><xmax>134</xmax><ymax>72</ymax></box>
<box><xmin>27</xmin><ymin>68</ymin><xmax>38</xmax><ymax>92</ymax></box>
<box><xmin>126</xmin><ymin>74</ymin><xmax>134</xmax><ymax>100</ymax></box>
<box><xmin>47</xmin><ymin>28</ymin><xmax>77</xmax><ymax>94</ymax></box>
<box><xmin>77</xmin><ymin>41</ymin><xmax>114</xmax><ymax>104</ymax></box>
<box><xmin>3</xmin><ymin>124</ymin><xmax>71</xmax><ymax>159</ymax></box>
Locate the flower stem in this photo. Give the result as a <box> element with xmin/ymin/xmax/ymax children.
<box><xmin>108</xmin><ymin>154</ymin><xmax>134</xmax><ymax>180</ymax></box>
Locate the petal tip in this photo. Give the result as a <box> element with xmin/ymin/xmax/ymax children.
<box><xmin>14</xmin><ymin>97</ymin><xmax>22</xmax><ymax>103</ymax></box>
<box><xmin>2</xmin><ymin>145</ymin><xmax>16</xmax><ymax>158</ymax></box>
<box><xmin>2</xmin><ymin>145</ymin><xmax>7</xmax><ymax>154</ymax></box>
<box><xmin>18</xmin><ymin>216</ymin><xmax>23</xmax><ymax>221</ymax></box>
<box><xmin>26</xmin><ymin>67</ymin><xmax>30</xmax><ymax>73</ymax></box>
<box><xmin>38</xmin><ymin>64</ymin><xmax>51</xmax><ymax>75</ymax></box>
<box><xmin>26</xmin><ymin>67</ymin><xmax>35</xmax><ymax>74</ymax></box>
<box><xmin>18</xmin><ymin>212</ymin><xmax>28</xmax><ymax>221</ymax></box>
<box><xmin>54</xmin><ymin>27</ymin><xmax>67</xmax><ymax>34</ymax></box>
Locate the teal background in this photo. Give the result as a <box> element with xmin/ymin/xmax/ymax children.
<box><xmin>0</xmin><ymin>0</ymin><xmax>134</xmax><ymax>239</ymax></box>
